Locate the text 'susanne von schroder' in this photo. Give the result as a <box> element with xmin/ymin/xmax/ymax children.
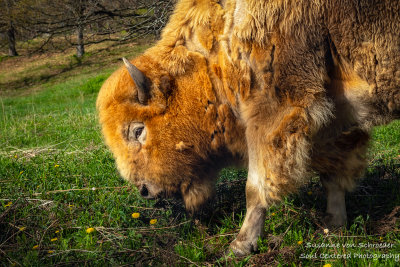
<box><xmin>304</xmin><ymin>242</ymin><xmax>394</xmax><ymax>249</ymax></box>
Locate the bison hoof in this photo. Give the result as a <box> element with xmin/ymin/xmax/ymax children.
<box><xmin>323</xmin><ymin>213</ymin><xmax>347</xmax><ymax>229</ymax></box>
<box><xmin>228</xmin><ymin>238</ymin><xmax>256</xmax><ymax>257</ymax></box>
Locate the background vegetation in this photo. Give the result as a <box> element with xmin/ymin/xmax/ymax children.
<box><xmin>0</xmin><ymin>10</ymin><xmax>400</xmax><ymax>267</ymax></box>
<box><xmin>1</xmin><ymin>0</ymin><xmax>175</xmax><ymax>57</ymax></box>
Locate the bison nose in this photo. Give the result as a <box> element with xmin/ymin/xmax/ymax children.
<box><xmin>139</xmin><ymin>184</ymin><xmax>149</xmax><ymax>198</ymax></box>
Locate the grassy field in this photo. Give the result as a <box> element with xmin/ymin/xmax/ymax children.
<box><xmin>0</xmin><ymin>41</ymin><xmax>399</xmax><ymax>266</ymax></box>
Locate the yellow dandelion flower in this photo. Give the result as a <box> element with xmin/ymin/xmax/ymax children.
<box><xmin>55</xmin><ymin>230</ymin><xmax>60</xmax><ymax>234</ymax></box>
<box><xmin>297</xmin><ymin>240</ymin><xmax>303</xmax><ymax>245</ymax></box>
<box><xmin>379</xmin><ymin>236</ymin><xmax>383</xmax><ymax>241</ymax></box>
<box><xmin>132</xmin><ymin>212</ymin><xmax>140</xmax><ymax>219</ymax></box>
<box><xmin>86</xmin><ymin>227</ymin><xmax>95</xmax><ymax>234</ymax></box>
<box><xmin>19</xmin><ymin>171</ymin><xmax>24</xmax><ymax>175</ymax></box>
<box><xmin>19</xmin><ymin>227</ymin><xmax>26</xmax><ymax>231</ymax></box>
<box><xmin>48</xmin><ymin>250</ymin><xmax>54</xmax><ymax>254</ymax></box>
<box><xmin>14</xmin><ymin>155</ymin><xmax>18</xmax><ymax>159</ymax></box>
<box><xmin>54</xmin><ymin>164</ymin><xmax>60</xmax><ymax>168</ymax></box>
<box><xmin>150</xmin><ymin>219</ymin><xmax>157</xmax><ymax>225</ymax></box>
<box><xmin>323</xmin><ymin>228</ymin><xmax>329</xmax><ymax>234</ymax></box>
<box><xmin>51</xmin><ymin>237</ymin><xmax>58</xmax><ymax>242</ymax></box>
<box><xmin>307</xmin><ymin>191</ymin><xmax>312</xmax><ymax>195</ymax></box>
<box><xmin>4</xmin><ymin>202</ymin><xmax>12</xmax><ymax>207</ymax></box>
<box><xmin>323</xmin><ymin>264</ymin><xmax>332</xmax><ymax>267</ymax></box>
<box><xmin>271</xmin><ymin>212</ymin><xmax>276</xmax><ymax>216</ymax></box>
<box><xmin>32</xmin><ymin>245</ymin><xmax>39</xmax><ymax>249</ymax></box>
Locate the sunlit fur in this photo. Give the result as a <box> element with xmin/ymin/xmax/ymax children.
<box><xmin>97</xmin><ymin>0</ymin><xmax>249</xmax><ymax>212</ymax></box>
<box><xmin>97</xmin><ymin>0</ymin><xmax>399</xmax><ymax>254</ymax></box>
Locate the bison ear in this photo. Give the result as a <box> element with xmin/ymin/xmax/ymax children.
<box><xmin>159</xmin><ymin>75</ymin><xmax>173</xmax><ymax>97</ymax></box>
<box><xmin>122</xmin><ymin>57</ymin><xmax>150</xmax><ymax>105</ymax></box>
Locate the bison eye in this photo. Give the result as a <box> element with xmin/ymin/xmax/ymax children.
<box><xmin>135</xmin><ymin>127</ymin><xmax>143</xmax><ymax>140</ymax></box>
<box><xmin>127</xmin><ymin>122</ymin><xmax>146</xmax><ymax>144</ymax></box>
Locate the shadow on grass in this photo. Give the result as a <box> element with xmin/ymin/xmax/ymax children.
<box><xmin>0</xmin><ymin>62</ymin><xmax>76</xmax><ymax>92</ymax></box>
<box><xmin>347</xmin><ymin>162</ymin><xmax>400</xmax><ymax>234</ymax></box>
<box><xmin>0</xmin><ymin>40</ymin><xmax>152</xmax><ymax>96</ymax></box>
<box><xmin>201</xmin><ymin>161</ymin><xmax>400</xmax><ymax>233</ymax></box>
<box><xmin>149</xmin><ymin>161</ymin><xmax>400</xmax><ymax>265</ymax></box>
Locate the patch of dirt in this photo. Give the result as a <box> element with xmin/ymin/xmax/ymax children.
<box><xmin>372</xmin><ymin>206</ymin><xmax>400</xmax><ymax>235</ymax></box>
<box><xmin>248</xmin><ymin>246</ymin><xmax>296</xmax><ymax>266</ymax></box>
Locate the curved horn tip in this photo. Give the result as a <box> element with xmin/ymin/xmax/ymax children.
<box><xmin>122</xmin><ymin>57</ymin><xmax>130</xmax><ymax>67</ymax></box>
<box><xmin>121</xmin><ymin>57</ymin><xmax>149</xmax><ymax>105</ymax></box>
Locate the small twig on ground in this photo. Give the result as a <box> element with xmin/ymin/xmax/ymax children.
<box><xmin>33</xmin><ymin>186</ymin><xmax>130</xmax><ymax>195</ymax></box>
<box><xmin>0</xmin><ymin>198</ymin><xmax>54</xmax><ymax>206</ymax></box>
<box><xmin>281</xmin><ymin>221</ymin><xmax>294</xmax><ymax>239</ymax></box>
<box><xmin>129</xmin><ymin>205</ymin><xmax>164</xmax><ymax>210</ymax></box>
<box><xmin>203</xmin><ymin>232</ymin><xmax>238</xmax><ymax>241</ymax></box>
<box><xmin>0</xmin><ymin>228</ymin><xmax>23</xmax><ymax>249</ymax></box>
<box><xmin>38</xmin><ymin>220</ymin><xmax>59</xmax><ymax>250</ymax></box>
<box><xmin>48</xmin><ymin>249</ymin><xmax>99</xmax><ymax>257</ymax></box>
<box><xmin>69</xmin><ymin>220</ymin><xmax>191</xmax><ymax>232</ymax></box>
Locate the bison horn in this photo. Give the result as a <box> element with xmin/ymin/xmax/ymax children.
<box><xmin>122</xmin><ymin>57</ymin><xmax>150</xmax><ymax>104</ymax></box>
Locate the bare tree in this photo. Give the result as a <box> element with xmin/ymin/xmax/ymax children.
<box><xmin>1</xmin><ymin>0</ymin><xmax>176</xmax><ymax>57</ymax></box>
<box><xmin>6</xmin><ymin>21</ymin><xmax>17</xmax><ymax>56</ymax></box>
<box><xmin>0</xmin><ymin>0</ymin><xmax>20</xmax><ymax>56</ymax></box>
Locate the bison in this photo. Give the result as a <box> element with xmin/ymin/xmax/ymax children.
<box><xmin>97</xmin><ymin>0</ymin><xmax>400</xmax><ymax>256</ymax></box>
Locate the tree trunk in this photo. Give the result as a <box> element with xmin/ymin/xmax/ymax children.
<box><xmin>76</xmin><ymin>24</ymin><xmax>84</xmax><ymax>58</ymax></box>
<box><xmin>7</xmin><ymin>21</ymin><xmax>18</xmax><ymax>56</ymax></box>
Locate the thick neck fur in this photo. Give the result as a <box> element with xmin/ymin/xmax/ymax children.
<box><xmin>139</xmin><ymin>0</ymin><xmax>249</xmax><ymax>162</ymax></box>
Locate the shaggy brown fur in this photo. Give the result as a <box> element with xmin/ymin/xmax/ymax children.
<box><xmin>97</xmin><ymin>0</ymin><xmax>399</xmax><ymax>256</ymax></box>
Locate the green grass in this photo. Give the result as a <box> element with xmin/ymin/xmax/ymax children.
<box><xmin>0</xmin><ymin>49</ymin><xmax>399</xmax><ymax>266</ymax></box>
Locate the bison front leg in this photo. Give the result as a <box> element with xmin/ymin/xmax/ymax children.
<box><xmin>230</xmin><ymin>106</ymin><xmax>314</xmax><ymax>256</ymax></box>
<box><xmin>321</xmin><ymin>175</ymin><xmax>347</xmax><ymax>227</ymax></box>
<box><xmin>230</xmin><ymin>95</ymin><xmax>333</xmax><ymax>256</ymax></box>
<box><xmin>230</xmin><ymin>178</ymin><xmax>266</xmax><ymax>256</ymax></box>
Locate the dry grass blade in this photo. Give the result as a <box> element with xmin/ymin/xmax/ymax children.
<box><xmin>33</xmin><ymin>186</ymin><xmax>130</xmax><ymax>195</ymax></box>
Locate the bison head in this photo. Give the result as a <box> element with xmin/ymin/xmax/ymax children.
<box><xmin>96</xmin><ymin>53</ymin><xmax>246</xmax><ymax>212</ymax></box>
